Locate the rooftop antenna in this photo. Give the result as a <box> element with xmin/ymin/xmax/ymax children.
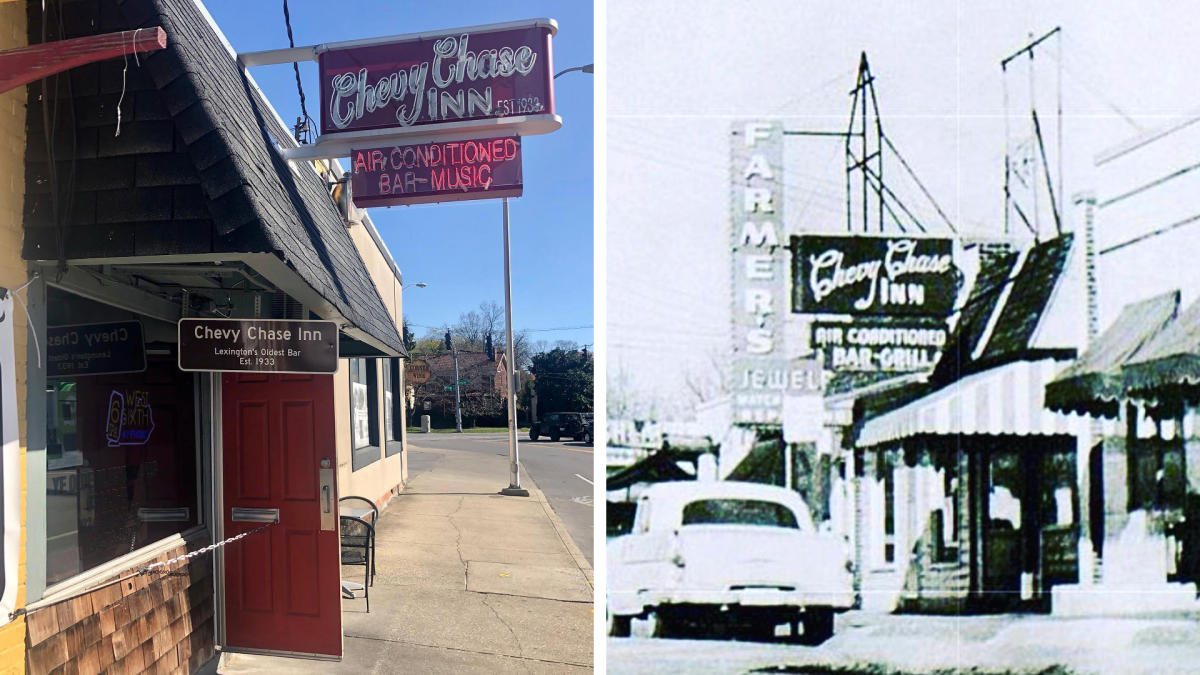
<box><xmin>1001</xmin><ymin>26</ymin><xmax>1063</xmax><ymax>240</ymax></box>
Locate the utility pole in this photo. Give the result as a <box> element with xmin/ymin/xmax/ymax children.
<box><xmin>445</xmin><ymin>331</ymin><xmax>463</xmax><ymax>432</ymax></box>
<box><xmin>500</xmin><ymin>198</ymin><xmax>529</xmax><ymax>496</ymax></box>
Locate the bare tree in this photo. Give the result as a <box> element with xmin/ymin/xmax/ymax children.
<box><xmin>478</xmin><ymin>300</ymin><xmax>504</xmax><ymax>340</ymax></box>
<box><xmin>453</xmin><ymin>310</ymin><xmax>485</xmax><ymax>347</ymax></box>
<box><xmin>553</xmin><ymin>339</ymin><xmax>581</xmax><ymax>352</ymax></box>
<box><xmin>505</xmin><ymin>330</ymin><xmax>533</xmax><ymax>370</ymax></box>
<box><xmin>452</xmin><ymin>300</ymin><xmax>506</xmax><ymax>349</ymax></box>
<box><xmin>682</xmin><ymin>349</ymin><xmax>729</xmax><ymax>407</ymax></box>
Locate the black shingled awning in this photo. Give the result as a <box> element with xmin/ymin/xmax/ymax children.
<box><xmin>1045</xmin><ymin>290</ymin><xmax>1179</xmax><ymax>418</ymax></box>
<box><xmin>22</xmin><ymin>0</ymin><xmax>406</xmax><ymax>357</ymax></box>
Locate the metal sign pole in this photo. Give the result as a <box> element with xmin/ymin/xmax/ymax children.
<box><xmin>500</xmin><ymin>197</ymin><xmax>529</xmax><ymax>496</ymax></box>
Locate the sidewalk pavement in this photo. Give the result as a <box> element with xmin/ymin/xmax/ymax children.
<box><xmin>218</xmin><ymin>440</ymin><xmax>595</xmax><ymax>674</ymax></box>
<box><xmin>609</xmin><ymin>610</ymin><xmax>1200</xmax><ymax>675</ymax></box>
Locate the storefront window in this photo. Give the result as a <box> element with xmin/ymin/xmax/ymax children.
<box><xmin>878</xmin><ymin>450</ymin><xmax>895</xmax><ymax>564</ymax></box>
<box><xmin>45</xmin><ymin>290</ymin><xmax>198</xmax><ymax>586</ymax></box>
<box><xmin>349</xmin><ymin>358</ymin><xmax>379</xmax><ymax>471</ymax></box>
<box><xmin>383</xmin><ymin>359</ymin><xmax>403</xmax><ymax>456</ymax></box>
<box><xmin>933</xmin><ymin>457</ymin><xmax>960</xmax><ymax>563</ymax></box>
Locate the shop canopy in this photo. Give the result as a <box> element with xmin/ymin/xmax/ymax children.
<box><xmin>1044</xmin><ymin>290</ymin><xmax>1180</xmax><ymax>418</ymax></box>
<box><xmin>21</xmin><ymin>0</ymin><xmax>405</xmax><ymax>357</ymax></box>
<box><xmin>857</xmin><ymin>357</ymin><xmax>1086</xmax><ymax>447</ymax></box>
<box><xmin>605</xmin><ymin>447</ymin><xmax>700</xmax><ymax>492</ymax></box>
<box><xmin>856</xmin><ymin>235</ymin><xmax>1080</xmax><ymax>447</ymax></box>
<box><xmin>1121</xmin><ymin>294</ymin><xmax>1200</xmax><ymax>397</ymax></box>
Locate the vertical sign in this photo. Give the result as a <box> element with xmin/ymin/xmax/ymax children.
<box><xmin>731</xmin><ymin>122</ymin><xmax>819</xmax><ymax>425</ymax></box>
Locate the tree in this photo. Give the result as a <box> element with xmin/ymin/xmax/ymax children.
<box><xmin>451</xmin><ymin>300</ymin><xmax>505</xmax><ymax>349</ymax></box>
<box><xmin>409</xmin><ymin>336</ymin><xmax>448</xmax><ymax>357</ymax></box>
<box><xmin>402</xmin><ymin>320</ymin><xmax>416</xmax><ymax>352</ymax></box>
<box><xmin>506</xmin><ymin>330</ymin><xmax>533</xmax><ymax>371</ymax></box>
<box><xmin>529</xmin><ymin>348</ymin><xmax>593</xmax><ymax>413</ymax></box>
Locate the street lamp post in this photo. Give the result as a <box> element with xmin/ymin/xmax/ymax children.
<box><xmin>500</xmin><ymin>64</ymin><xmax>592</xmax><ymax>497</ymax></box>
<box><xmin>499</xmin><ymin>197</ymin><xmax>528</xmax><ymax>496</ymax></box>
<box><xmin>554</xmin><ymin>63</ymin><xmax>593</xmax><ymax>79</ymax></box>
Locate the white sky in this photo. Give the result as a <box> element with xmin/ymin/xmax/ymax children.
<box><xmin>607</xmin><ymin>1</ymin><xmax>1200</xmax><ymax>417</ymax></box>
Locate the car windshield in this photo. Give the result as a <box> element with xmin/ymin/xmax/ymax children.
<box><xmin>681</xmin><ymin>498</ymin><xmax>799</xmax><ymax>529</ymax></box>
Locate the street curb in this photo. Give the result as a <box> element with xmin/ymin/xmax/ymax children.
<box><xmin>517</xmin><ymin>465</ymin><xmax>595</xmax><ymax>588</ymax></box>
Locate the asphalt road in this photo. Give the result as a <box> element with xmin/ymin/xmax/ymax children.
<box><xmin>405</xmin><ymin>431</ymin><xmax>594</xmax><ymax>565</ymax></box>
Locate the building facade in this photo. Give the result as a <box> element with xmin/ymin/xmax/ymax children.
<box><xmin>0</xmin><ymin>0</ymin><xmax>412</xmax><ymax>670</ymax></box>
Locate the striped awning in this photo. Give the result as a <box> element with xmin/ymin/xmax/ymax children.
<box><xmin>857</xmin><ymin>358</ymin><xmax>1086</xmax><ymax>447</ymax></box>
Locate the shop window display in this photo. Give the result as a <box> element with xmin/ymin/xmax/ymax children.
<box><xmin>44</xmin><ymin>290</ymin><xmax>198</xmax><ymax>587</ymax></box>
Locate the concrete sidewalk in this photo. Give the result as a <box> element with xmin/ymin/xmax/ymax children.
<box><xmin>218</xmin><ymin>441</ymin><xmax>595</xmax><ymax>674</ymax></box>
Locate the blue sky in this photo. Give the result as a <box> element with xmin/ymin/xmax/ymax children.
<box><xmin>203</xmin><ymin>0</ymin><xmax>594</xmax><ymax>349</ymax></box>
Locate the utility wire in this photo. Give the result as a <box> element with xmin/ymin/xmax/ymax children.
<box><xmin>283</xmin><ymin>0</ymin><xmax>314</xmax><ymax>144</ymax></box>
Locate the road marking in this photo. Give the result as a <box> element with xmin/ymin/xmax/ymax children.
<box><xmin>475</xmin><ymin>438</ymin><xmax>595</xmax><ymax>454</ymax></box>
<box><xmin>574</xmin><ymin>473</ymin><xmax>593</xmax><ymax>485</ymax></box>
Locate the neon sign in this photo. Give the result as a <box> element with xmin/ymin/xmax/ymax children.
<box><xmin>351</xmin><ymin>137</ymin><xmax>522</xmax><ymax>207</ymax></box>
<box><xmin>104</xmin><ymin>389</ymin><xmax>155</xmax><ymax>447</ymax></box>
<box><xmin>792</xmin><ymin>235</ymin><xmax>957</xmax><ymax>317</ymax></box>
<box><xmin>319</xmin><ymin>21</ymin><xmax>555</xmax><ymax>135</ymax></box>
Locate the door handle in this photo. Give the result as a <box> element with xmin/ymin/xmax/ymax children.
<box><xmin>231</xmin><ymin>507</ymin><xmax>279</xmax><ymax>523</ymax></box>
<box><xmin>319</xmin><ymin>465</ymin><xmax>335</xmax><ymax>531</ymax></box>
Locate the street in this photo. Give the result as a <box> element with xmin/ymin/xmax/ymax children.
<box><xmin>607</xmin><ymin>610</ymin><xmax>1200</xmax><ymax>674</ymax></box>
<box><xmin>405</xmin><ymin>432</ymin><xmax>594</xmax><ymax>565</ymax></box>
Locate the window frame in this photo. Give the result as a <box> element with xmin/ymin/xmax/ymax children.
<box><xmin>0</xmin><ymin>293</ymin><xmax>18</xmax><ymax>623</ymax></box>
<box><xmin>383</xmin><ymin>359</ymin><xmax>404</xmax><ymax>457</ymax></box>
<box><xmin>33</xmin><ymin>287</ymin><xmax>207</xmax><ymax>596</ymax></box>
<box><xmin>350</xmin><ymin>358</ymin><xmax>381</xmax><ymax>471</ymax></box>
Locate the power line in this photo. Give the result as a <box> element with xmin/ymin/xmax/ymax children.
<box><xmin>282</xmin><ymin>0</ymin><xmax>314</xmax><ymax>144</ymax></box>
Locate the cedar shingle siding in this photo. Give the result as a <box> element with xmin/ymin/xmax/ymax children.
<box><xmin>24</xmin><ymin>538</ymin><xmax>214</xmax><ymax>674</ymax></box>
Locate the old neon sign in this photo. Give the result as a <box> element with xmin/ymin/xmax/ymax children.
<box><xmin>792</xmin><ymin>235</ymin><xmax>957</xmax><ymax>317</ymax></box>
<box><xmin>811</xmin><ymin>321</ymin><xmax>947</xmax><ymax>373</ymax></box>
<box><xmin>730</xmin><ymin>121</ymin><xmax>822</xmax><ymax>425</ymax></box>
<box><xmin>351</xmin><ymin>136</ymin><xmax>522</xmax><ymax>206</ymax></box>
<box><xmin>319</xmin><ymin>20</ymin><xmax>556</xmax><ymax>135</ymax></box>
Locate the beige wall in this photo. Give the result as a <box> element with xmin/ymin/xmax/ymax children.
<box><xmin>332</xmin><ymin>218</ymin><xmax>409</xmax><ymax>509</ymax></box>
<box><xmin>0</xmin><ymin>2</ymin><xmax>28</xmax><ymax>671</ymax></box>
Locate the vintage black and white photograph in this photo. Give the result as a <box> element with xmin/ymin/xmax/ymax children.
<box><xmin>606</xmin><ymin>2</ymin><xmax>1200</xmax><ymax>673</ymax></box>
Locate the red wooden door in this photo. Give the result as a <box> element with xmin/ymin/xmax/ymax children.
<box><xmin>221</xmin><ymin>372</ymin><xmax>341</xmax><ymax>657</ymax></box>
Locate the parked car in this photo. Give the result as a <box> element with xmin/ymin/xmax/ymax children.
<box><xmin>582</xmin><ymin>413</ymin><xmax>594</xmax><ymax>444</ymax></box>
<box><xmin>529</xmin><ymin>412</ymin><xmax>588</xmax><ymax>442</ymax></box>
<box><xmin>607</xmin><ymin>481</ymin><xmax>853</xmax><ymax>643</ymax></box>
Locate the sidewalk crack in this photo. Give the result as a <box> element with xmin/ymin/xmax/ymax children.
<box><xmin>449</xmin><ymin>495</ymin><xmax>467</xmax><ymax>590</ymax></box>
<box><xmin>480</xmin><ymin>593</ymin><xmax>530</xmax><ymax>674</ymax></box>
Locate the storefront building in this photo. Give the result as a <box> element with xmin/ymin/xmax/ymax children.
<box><xmin>1036</xmin><ymin>110</ymin><xmax>1200</xmax><ymax>616</ymax></box>
<box><xmin>1043</xmin><ymin>289</ymin><xmax>1200</xmax><ymax>615</ymax></box>
<box><xmin>1</xmin><ymin>0</ymin><xmax>411</xmax><ymax>670</ymax></box>
<box><xmin>845</xmin><ymin>234</ymin><xmax>1091</xmax><ymax>612</ymax></box>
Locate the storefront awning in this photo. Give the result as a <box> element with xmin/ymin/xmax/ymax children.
<box><xmin>1122</xmin><ymin>294</ymin><xmax>1200</xmax><ymax>396</ymax></box>
<box><xmin>21</xmin><ymin>0</ymin><xmax>406</xmax><ymax>357</ymax></box>
<box><xmin>1044</xmin><ymin>290</ymin><xmax>1179</xmax><ymax>417</ymax></box>
<box><xmin>858</xmin><ymin>358</ymin><xmax>1084</xmax><ymax>447</ymax></box>
<box><xmin>605</xmin><ymin>448</ymin><xmax>699</xmax><ymax>492</ymax></box>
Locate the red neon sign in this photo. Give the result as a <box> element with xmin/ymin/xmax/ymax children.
<box><xmin>351</xmin><ymin>136</ymin><xmax>522</xmax><ymax>207</ymax></box>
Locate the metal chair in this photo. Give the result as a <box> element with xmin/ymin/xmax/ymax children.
<box><xmin>339</xmin><ymin>514</ymin><xmax>374</xmax><ymax>612</ymax></box>
<box><xmin>339</xmin><ymin>496</ymin><xmax>378</xmax><ymax>582</ymax></box>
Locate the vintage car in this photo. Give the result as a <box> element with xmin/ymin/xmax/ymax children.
<box><xmin>607</xmin><ymin>480</ymin><xmax>853</xmax><ymax>643</ymax></box>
